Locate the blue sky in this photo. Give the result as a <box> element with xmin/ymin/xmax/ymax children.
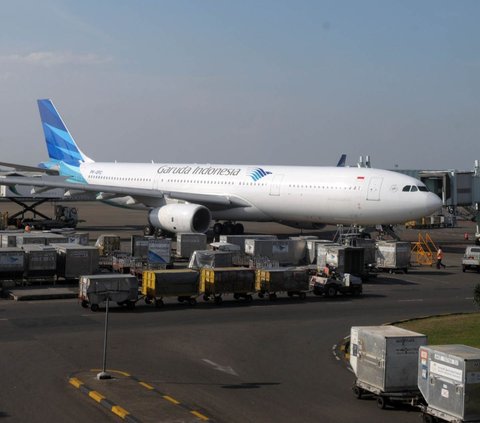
<box><xmin>0</xmin><ymin>0</ymin><xmax>479</xmax><ymax>170</ymax></box>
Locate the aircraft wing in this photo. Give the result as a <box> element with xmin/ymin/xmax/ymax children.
<box><xmin>0</xmin><ymin>161</ymin><xmax>59</xmax><ymax>175</ymax></box>
<box><xmin>0</xmin><ymin>174</ymin><xmax>250</xmax><ymax>209</ymax></box>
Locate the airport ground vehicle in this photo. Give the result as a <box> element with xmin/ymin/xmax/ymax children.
<box><xmin>461</xmin><ymin>245</ymin><xmax>480</xmax><ymax>272</ymax></box>
<box><xmin>310</xmin><ymin>273</ymin><xmax>362</xmax><ymax>297</ymax></box>
<box><xmin>255</xmin><ymin>268</ymin><xmax>309</xmax><ymax>300</ymax></box>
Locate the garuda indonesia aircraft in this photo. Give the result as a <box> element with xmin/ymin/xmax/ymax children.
<box><xmin>0</xmin><ymin>99</ymin><xmax>441</xmax><ymax>235</ymax></box>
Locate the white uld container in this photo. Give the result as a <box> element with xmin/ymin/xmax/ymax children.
<box><xmin>244</xmin><ymin>239</ymin><xmax>306</xmax><ymax>265</ymax></box>
<box><xmin>79</xmin><ymin>274</ymin><xmax>138</xmax><ymax>306</ymax></box>
<box><xmin>350</xmin><ymin>325</ymin><xmax>427</xmax><ymax>393</ymax></box>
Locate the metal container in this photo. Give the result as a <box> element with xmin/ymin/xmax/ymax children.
<box><xmin>188</xmin><ymin>250</ymin><xmax>234</xmax><ymax>269</ymax></box>
<box><xmin>255</xmin><ymin>268</ymin><xmax>309</xmax><ymax>293</ymax></box>
<box><xmin>147</xmin><ymin>238</ymin><xmax>171</xmax><ymax>265</ymax></box>
<box><xmin>200</xmin><ymin>267</ymin><xmax>255</xmax><ymax>295</ymax></box>
<box><xmin>130</xmin><ymin>235</ymin><xmax>151</xmax><ymax>258</ymax></box>
<box><xmin>66</xmin><ymin>232</ymin><xmax>89</xmax><ymax>245</ymax></box>
<box><xmin>376</xmin><ymin>241</ymin><xmax>411</xmax><ymax>271</ymax></box>
<box><xmin>22</xmin><ymin>245</ymin><xmax>57</xmax><ymax>277</ymax></box>
<box><xmin>43</xmin><ymin>232</ymin><xmax>69</xmax><ymax>245</ymax></box>
<box><xmin>244</xmin><ymin>239</ymin><xmax>306</xmax><ymax>265</ymax></box>
<box><xmin>306</xmin><ymin>240</ymin><xmax>336</xmax><ymax>264</ymax></box>
<box><xmin>142</xmin><ymin>269</ymin><xmax>199</xmax><ymax>298</ymax></box>
<box><xmin>320</xmin><ymin>246</ymin><xmax>365</xmax><ymax>276</ymax></box>
<box><xmin>52</xmin><ymin>244</ymin><xmax>99</xmax><ymax>279</ymax></box>
<box><xmin>316</xmin><ymin>242</ymin><xmax>342</xmax><ymax>268</ymax></box>
<box><xmin>176</xmin><ymin>233</ymin><xmax>207</xmax><ymax>259</ymax></box>
<box><xmin>79</xmin><ymin>274</ymin><xmax>138</xmax><ymax>307</ymax></box>
<box><xmin>95</xmin><ymin>234</ymin><xmax>121</xmax><ymax>256</ymax></box>
<box><xmin>0</xmin><ymin>248</ymin><xmax>25</xmax><ymax>277</ymax></box>
<box><xmin>15</xmin><ymin>233</ymin><xmax>46</xmax><ymax>247</ymax></box>
<box><xmin>0</xmin><ymin>230</ymin><xmax>23</xmax><ymax>247</ymax></box>
<box><xmin>418</xmin><ymin>345</ymin><xmax>480</xmax><ymax>422</ymax></box>
<box><xmin>350</xmin><ymin>325</ymin><xmax>427</xmax><ymax>393</ymax></box>
<box><xmin>218</xmin><ymin>235</ymin><xmax>277</xmax><ymax>253</ymax></box>
<box><xmin>345</xmin><ymin>238</ymin><xmax>376</xmax><ymax>266</ymax></box>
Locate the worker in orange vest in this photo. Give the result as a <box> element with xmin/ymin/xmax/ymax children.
<box><xmin>436</xmin><ymin>246</ymin><xmax>446</xmax><ymax>269</ymax></box>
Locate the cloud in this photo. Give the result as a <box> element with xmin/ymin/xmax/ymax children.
<box><xmin>0</xmin><ymin>51</ymin><xmax>112</xmax><ymax>67</ymax></box>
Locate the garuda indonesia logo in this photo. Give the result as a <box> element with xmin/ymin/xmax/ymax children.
<box><xmin>249</xmin><ymin>167</ymin><xmax>272</xmax><ymax>182</ymax></box>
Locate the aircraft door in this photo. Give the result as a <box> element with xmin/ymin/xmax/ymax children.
<box><xmin>366</xmin><ymin>177</ymin><xmax>383</xmax><ymax>201</ymax></box>
<box><xmin>269</xmin><ymin>175</ymin><xmax>284</xmax><ymax>196</ymax></box>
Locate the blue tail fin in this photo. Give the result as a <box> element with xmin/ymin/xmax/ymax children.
<box><xmin>37</xmin><ymin>99</ymin><xmax>93</xmax><ymax>170</ymax></box>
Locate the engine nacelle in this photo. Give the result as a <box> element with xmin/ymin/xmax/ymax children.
<box><xmin>148</xmin><ymin>204</ymin><xmax>211</xmax><ymax>234</ymax></box>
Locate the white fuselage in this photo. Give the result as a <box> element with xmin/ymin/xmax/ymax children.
<box><xmin>77</xmin><ymin>162</ymin><xmax>442</xmax><ymax>228</ymax></box>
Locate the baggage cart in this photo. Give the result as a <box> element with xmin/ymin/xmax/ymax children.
<box><xmin>350</xmin><ymin>325</ymin><xmax>427</xmax><ymax>409</ymax></box>
<box><xmin>142</xmin><ymin>269</ymin><xmax>200</xmax><ymax>307</ymax></box>
<box><xmin>255</xmin><ymin>268</ymin><xmax>309</xmax><ymax>299</ymax></box>
<box><xmin>200</xmin><ymin>267</ymin><xmax>255</xmax><ymax>304</ymax></box>
<box><xmin>375</xmin><ymin>241</ymin><xmax>411</xmax><ymax>273</ymax></box>
<box><xmin>79</xmin><ymin>274</ymin><xmax>138</xmax><ymax>312</ymax></box>
<box><xmin>52</xmin><ymin>244</ymin><xmax>99</xmax><ymax>279</ymax></box>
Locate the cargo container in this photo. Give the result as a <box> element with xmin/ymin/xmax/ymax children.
<box><xmin>318</xmin><ymin>246</ymin><xmax>365</xmax><ymax>276</ymax></box>
<box><xmin>0</xmin><ymin>248</ymin><xmax>25</xmax><ymax>278</ymax></box>
<box><xmin>22</xmin><ymin>245</ymin><xmax>57</xmax><ymax>278</ymax></box>
<box><xmin>418</xmin><ymin>345</ymin><xmax>480</xmax><ymax>422</ymax></box>
<box><xmin>245</xmin><ymin>239</ymin><xmax>306</xmax><ymax>265</ymax></box>
<box><xmin>316</xmin><ymin>242</ymin><xmax>342</xmax><ymax>268</ymax></box>
<box><xmin>66</xmin><ymin>232</ymin><xmax>89</xmax><ymax>246</ymax></box>
<box><xmin>130</xmin><ymin>235</ymin><xmax>151</xmax><ymax>258</ymax></box>
<box><xmin>176</xmin><ymin>233</ymin><xmax>207</xmax><ymax>259</ymax></box>
<box><xmin>306</xmin><ymin>240</ymin><xmax>336</xmax><ymax>264</ymax></box>
<box><xmin>79</xmin><ymin>274</ymin><xmax>138</xmax><ymax>311</ymax></box>
<box><xmin>255</xmin><ymin>268</ymin><xmax>309</xmax><ymax>299</ymax></box>
<box><xmin>218</xmin><ymin>234</ymin><xmax>277</xmax><ymax>253</ymax></box>
<box><xmin>147</xmin><ymin>238</ymin><xmax>171</xmax><ymax>265</ymax></box>
<box><xmin>142</xmin><ymin>269</ymin><xmax>200</xmax><ymax>306</ymax></box>
<box><xmin>0</xmin><ymin>230</ymin><xmax>23</xmax><ymax>247</ymax></box>
<box><xmin>15</xmin><ymin>233</ymin><xmax>46</xmax><ymax>247</ymax></box>
<box><xmin>375</xmin><ymin>241</ymin><xmax>411</xmax><ymax>273</ymax></box>
<box><xmin>345</xmin><ymin>238</ymin><xmax>376</xmax><ymax>267</ymax></box>
<box><xmin>200</xmin><ymin>267</ymin><xmax>255</xmax><ymax>304</ymax></box>
<box><xmin>350</xmin><ymin>325</ymin><xmax>427</xmax><ymax>409</ymax></box>
<box><xmin>52</xmin><ymin>244</ymin><xmax>99</xmax><ymax>279</ymax></box>
<box><xmin>188</xmin><ymin>250</ymin><xmax>234</xmax><ymax>269</ymax></box>
<box><xmin>43</xmin><ymin>232</ymin><xmax>69</xmax><ymax>245</ymax></box>
<box><xmin>95</xmin><ymin>234</ymin><xmax>121</xmax><ymax>256</ymax></box>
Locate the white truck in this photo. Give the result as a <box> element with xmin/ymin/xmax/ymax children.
<box><xmin>461</xmin><ymin>245</ymin><xmax>480</xmax><ymax>272</ymax></box>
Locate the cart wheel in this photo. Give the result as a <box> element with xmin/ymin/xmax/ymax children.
<box><xmin>233</xmin><ymin>293</ymin><xmax>240</xmax><ymax>300</ymax></box>
<box><xmin>287</xmin><ymin>292</ymin><xmax>294</xmax><ymax>297</ymax></box>
<box><xmin>352</xmin><ymin>385</ymin><xmax>363</xmax><ymax>399</ymax></box>
<box><xmin>188</xmin><ymin>298</ymin><xmax>197</xmax><ymax>307</ymax></box>
<box><xmin>269</xmin><ymin>293</ymin><xmax>277</xmax><ymax>301</ymax></box>
<box><xmin>154</xmin><ymin>298</ymin><xmax>164</xmax><ymax>308</ymax></box>
<box><xmin>376</xmin><ymin>396</ymin><xmax>387</xmax><ymax>409</ymax></box>
<box><xmin>245</xmin><ymin>294</ymin><xmax>253</xmax><ymax>302</ymax></box>
<box><xmin>145</xmin><ymin>297</ymin><xmax>152</xmax><ymax>305</ymax></box>
<box><xmin>178</xmin><ymin>296</ymin><xmax>185</xmax><ymax>303</ymax></box>
<box><xmin>203</xmin><ymin>294</ymin><xmax>210</xmax><ymax>302</ymax></box>
<box><xmin>325</xmin><ymin>286</ymin><xmax>337</xmax><ymax>297</ymax></box>
<box><xmin>90</xmin><ymin>304</ymin><xmax>99</xmax><ymax>312</ymax></box>
<box><xmin>299</xmin><ymin>292</ymin><xmax>307</xmax><ymax>300</ymax></box>
<box><xmin>214</xmin><ymin>296</ymin><xmax>222</xmax><ymax>305</ymax></box>
<box><xmin>422</xmin><ymin>413</ymin><xmax>436</xmax><ymax>423</ymax></box>
<box><xmin>81</xmin><ymin>300</ymin><xmax>89</xmax><ymax>309</ymax></box>
<box><xmin>126</xmin><ymin>301</ymin><xmax>135</xmax><ymax>309</ymax></box>
<box><xmin>258</xmin><ymin>292</ymin><xmax>265</xmax><ymax>299</ymax></box>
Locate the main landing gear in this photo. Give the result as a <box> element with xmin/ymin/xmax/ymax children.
<box><xmin>213</xmin><ymin>222</ymin><xmax>244</xmax><ymax>235</ymax></box>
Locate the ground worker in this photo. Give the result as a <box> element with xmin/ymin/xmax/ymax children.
<box><xmin>436</xmin><ymin>246</ymin><xmax>446</xmax><ymax>269</ymax></box>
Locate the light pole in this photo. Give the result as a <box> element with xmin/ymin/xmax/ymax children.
<box><xmin>97</xmin><ymin>294</ymin><xmax>112</xmax><ymax>380</ymax></box>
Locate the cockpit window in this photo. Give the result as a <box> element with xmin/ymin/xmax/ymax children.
<box><xmin>418</xmin><ymin>186</ymin><xmax>428</xmax><ymax>192</ymax></box>
<box><xmin>402</xmin><ymin>185</ymin><xmax>411</xmax><ymax>192</ymax></box>
<box><xmin>411</xmin><ymin>186</ymin><xmax>418</xmax><ymax>192</ymax></box>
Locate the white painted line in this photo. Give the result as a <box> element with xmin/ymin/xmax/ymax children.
<box><xmin>202</xmin><ymin>359</ymin><xmax>239</xmax><ymax>376</ymax></box>
<box><xmin>0</xmin><ymin>318</ymin><xmax>8</xmax><ymax>321</ymax></box>
<box><xmin>465</xmin><ymin>297</ymin><xmax>474</xmax><ymax>300</ymax></box>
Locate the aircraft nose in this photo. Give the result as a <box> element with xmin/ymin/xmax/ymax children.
<box><xmin>425</xmin><ymin>193</ymin><xmax>442</xmax><ymax>215</ymax></box>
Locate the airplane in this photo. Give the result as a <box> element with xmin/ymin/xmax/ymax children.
<box><xmin>0</xmin><ymin>99</ymin><xmax>442</xmax><ymax>235</ymax></box>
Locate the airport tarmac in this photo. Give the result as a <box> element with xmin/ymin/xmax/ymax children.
<box><xmin>0</xmin><ymin>201</ymin><xmax>479</xmax><ymax>422</ymax></box>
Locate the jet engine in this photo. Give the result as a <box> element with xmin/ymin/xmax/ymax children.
<box><xmin>148</xmin><ymin>204</ymin><xmax>211</xmax><ymax>234</ymax></box>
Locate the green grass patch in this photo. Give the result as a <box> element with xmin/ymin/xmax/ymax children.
<box><xmin>397</xmin><ymin>313</ymin><xmax>480</xmax><ymax>348</ymax></box>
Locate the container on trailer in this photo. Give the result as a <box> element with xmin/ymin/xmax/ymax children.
<box><xmin>218</xmin><ymin>234</ymin><xmax>277</xmax><ymax>253</ymax></box>
<box><xmin>306</xmin><ymin>240</ymin><xmax>336</xmax><ymax>264</ymax></box>
<box><xmin>43</xmin><ymin>232</ymin><xmax>69</xmax><ymax>245</ymax></box>
<box><xmin>188</xmin><ymin>250</ymin><xmax>234</xmax><ymax>269</ymax></box>
<box><xmin>79</xmin><ymin>274</ymin><xmax>138</xmax><ymax>310</ymax></box>
<box><xmin>22</xmin><ymin>244</ymin><xmax>57</xmax><ymax>277</ymax></box>
<box><xmin>0</xmin><ymin>230</ymin><xmax>23</xmax><ymax>247</ymax></box>
<box><xmin>52</xmin><ymin>244</ymin><xmax>99</xmax><ymax>279</ymax></box>
<box><xmin>255</xmin><ymin>267</ymin><xmax>309</xmax><ymax>296</ymax></box>
<box><xmin>375</xmin><ymin>241</ymin><xmax>411</xmax><ymax>272</ymax></box>
<box><xmin>15</xmin><ymin>233</ymin><xmax>46</xmax><ymax>247</ymax></box>
<box><xmin>244</xmin><ymin>239</ymin><xmax>306</xmax><ymax>265</ymax></box>
<box><xmin>418</xmin><ymin>345</ymin><xmax>480</xmax><ymax>422</ymax></box>
<box><xmin>319</xmin><ymin>246</ymin><xmax>364</xmax><ymax>276</ymax></box>
<box><xmin>345</xmin><ymin>238</ymin><xmax>376</xmax><ymax>267</ymax></box>
<box><xmin>147</xmin><ymin>238</ymin><xmax>171</xmax><ymax>265</ymax></box>
<box><xmin>200</xmin><ymin>267</ymin><xmax>255</xmax><ymax>296</ymax></box>
<box><xmin>142</xmin><ymin>269</ymin><xmax>199</xmax><ymax>299</ymax></box>
<box><xmin>130</xmin><ymin>235</ymin><xmax>151</xmax><ymax>259</ymax></box>
<box><xmin>350</xmin><ymin>325</ymin><xmax>427</xmax><ymax>393</ymax></box>
<box><xmin>95</xmin><ymin>234</ymin><xmax>121</xmax><ymax>256</ymax></box>
<box><xmin>316</xmin><ymin>242</ymin><xmax>342</xmax><ymax>268</ymax></box>
<box><xmin>66</xmin><ymin>232</ymin><xmax>89</xmax><ymax>246</ymax></box>
<box><xmin>176</xmin><ymin>233</ymin><xmax>207</xmax><ymax>259</ymax></box>
<box><xmin>0</xmin><ymin>247</ymin><xmax>25</xmax><ymax>277</ymax></box>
